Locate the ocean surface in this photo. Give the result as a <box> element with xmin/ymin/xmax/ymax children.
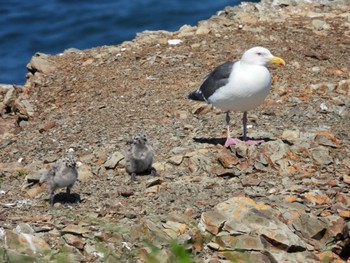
<box><xmin>0</xmin><ymin>0</ymin><xmax>258</xmax><ymax>85</ymax></box>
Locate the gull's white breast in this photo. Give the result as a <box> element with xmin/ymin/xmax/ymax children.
<box><xmin>208</xmin><ymin>62</ymin><xmax>272</xmax><ymax>112</ymax></box>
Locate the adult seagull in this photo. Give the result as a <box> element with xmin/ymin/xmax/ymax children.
<box><xmin>188</xmin><ymin>46</ymin><xmax>285</xmax><ymax>147</ymax></box>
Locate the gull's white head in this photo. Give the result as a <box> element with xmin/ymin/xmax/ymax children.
<box><xmin>241</xmin><ymin>46</ymin><xmax>285</xmax><ymax>67</ymax></box>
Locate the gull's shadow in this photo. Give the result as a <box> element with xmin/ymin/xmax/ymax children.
<box><xmin>52</xmin><ymin>192</ymin><xmax>81</xmax><ymax>205</ymax></box>
<box><xmin>193</xmin><ymin>137</ymin><xmax>226</xmax><ymax>145</ymax></box>
<box><xmin>128</xmin><ymin>167</ymin><xmax>160</xmax><ymax>184</ymax></box>
<box><xmin>129</xmin><ymin>167</ymin><xmax>159</xmax><ymax>177</ymax></box>
<box><xmin>193</xmin><ymin>137</ymin><xmax>287</xmax><ymax>146</ymax></box>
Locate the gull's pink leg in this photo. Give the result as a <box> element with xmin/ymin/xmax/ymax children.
<box><xmin>244</xmin><ymin>139</ymin><xmax>264</xmax><ymax>145</ymax></box>
<box><xmin>242</xmin><ymin>111</ymin><xmax>264</xmax><ymax>145</ymax></box>
<box><xmin>224</xmin><ymin>136</ymin><xmax>243</xmax><ymax>147</ymax></box>
<box><xmin>224</xmin><ymin>112</ymin><xmax>243</xmax><ymax>147</ymax></box>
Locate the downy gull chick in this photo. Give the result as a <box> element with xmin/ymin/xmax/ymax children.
<box><xmin>125</xmin><ymin>133</ymin><xmax>158</xmax><ymax>182</ymax></box>
<box><xmin>40</xmin><ymin>154</ymin><xmax>78</xmax><ymax>207</ymax></box>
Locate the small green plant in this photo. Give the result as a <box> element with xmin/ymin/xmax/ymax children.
<box><xmin>53</xmin><ymin>245</ymin><xmax>71</xmax><ymax>263</ymax></box>
<box><xmin>16</xmin><ymin>170</ymin><xmax>29</xmax><ymax>177</ymax></box>
<box><xmin>95</xmin><ymin>241</ymin><xmax>120</xmax><ymax>262</ymax></box>
<box><xmin>143</xmin><ymin>240</ymin><xmax>193</xmax><ymax>263</ymax></box>
<box><xmin>143</xmin><ymin>243</ymin><xmax>161</xmax><ymax>263</ymax></box>
<box><xmin>169</xmin><ymin>240</ymin><xmax>193</xmax><ymax>263</ymax></box>
<box><xmin>321</xmin><ymin>253</ymin><xmax>332</xmax><ymax>263</ymax></box>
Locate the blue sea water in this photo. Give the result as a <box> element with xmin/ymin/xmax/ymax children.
<box><xmin>0</xmin><ymin>0</ymin><xmax>258</xmax><ymax>85</ymax></box>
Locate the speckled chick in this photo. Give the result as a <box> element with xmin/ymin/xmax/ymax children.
<box><xmin>125</xmin><ymin>133</ymin><xmax>158</xmax><ymax>182</ymax></box>
<box><xmin>39</xmin><ymin>155</ymin><xmax>78</xmax><ymax>207</ymax></box>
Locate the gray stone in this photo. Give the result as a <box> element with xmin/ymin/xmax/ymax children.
<box><xmin>169</xmin><ymin>147</ymin><xmax>187</xmax><ymax>155</ymax></box>
<box><xmin>249</xmin><ymin>251</ymin><xmax>278</xmax><ymax>263</ymax></box>
<box><xmin>84</xmin><ymin>243</ymin><xmax>97</xmax><ymax>254</ymax></box>
<box><xmin>3</xmin><ymin>86</ymin><xmax>15</xmax><ymax>107</ymax></box>
<box><xmin>57</xmin><ymin>243</ymin><xmax>85</xmax><ymax>262</ymax></box>
<box><xmin>259</xmin><ymin>140</ymin><xmax>288</xmax><ymax>166</ymax></box>
<box><xmin>38</xmin><ymin>121</ymin><xmax>56</xmax><ymax>133</ymax></box>
<box><xmin>61</xmin><ymin>224</ymin><xmax>89</xmax><ymax>235</ymax></box>
<box><xmin>254</xmin><ymin>153</ymin><xmax>270</xmax><ymax>171</ymax></box>
<box><xmin>235</xmin><ymin>143</ymin><xmax>248</xmax><ymax>158</ymax></box>
<box><xmin>177</xmin><ymin>25</ymin><xmax>196</xmax><ymax>37</ymax></box>
<box><xmin>281</xmin><ymin>130</ymin><xmax>301</xmax><ymax>140</ymax></box>
<box><xmin>167</xmin><ymin>155</ymin><xmax>184</xmax><ymax>165</ymax></box>
<box><xmin>162</xmin><ymin>221</ymin><xmax>187</xmax><ymax>239</ymax></box>
<box><xmin>292</xmin><ymin>214</ymin><xmax>327</xmax><ymax>240</ymax></box>
<box><xmin>217</xmin><ymin>148</ymin><xmax>240</xmax><ymax>168</ymax></box>
<box><xmin>78</xmin><ymin>164</ymin><xmax>94</xmax><ymax>182</ymax></box>
<box><xmin>336</xmin><ymin>79</ymin><xmax>350</xmax><ymax>95</ymax></box>
<box><xmin>196</xmin><ymin>21</ymin><xmax>211</xmax><ymax>35</ymax></box>
<box><xmin>315</xmin><ymin>132</ymin><xmax>340</xmax><ymax>148</ymax></box>
<box><xmin>0</xmin><ymin>84</ymin><xmax>14</xmax><ymax>94</ymax></box>
<box><xmin>104</xmin><ymin>151</ymin><xmax>124</xmax><ymax>169</ymax></box>
<box><xmin>146</xmin><ymin>177</ymin><xmax>163</xmax><ymax>188</ymax></box>
<box><xmin>14</xmin><ymin>223</ymin><xmax>35</xmax><ymax>234</ymax></box>
<box><xmin>214</xmin><ymin>234</ymin><xmax>265</xmax><ymax>251</ymax></box>
<box><xmin>0</xmin><ymin>248</ymin><xmax>37</xmax><ymax>263</ymax></box>
<box><xmin>63</xmin><ymin>233</ymin><xmax>85</xmax><ymax>250</ymax></box>
<box><xmin>13</xmin><ymin>98</ymin><xmax>34</xmax><ymax>118</ymax></box>
<box><xmin>200</xmin><ymin>197</ymin><xmax>308</xmax><ymax>252</ymax></box>
<box><xmin>26</xmin><ymin>52</ymin><xmax>56</xmax><ymax>74</ymax></box>
<box><xmin>324</xmin><ymin>216</ymin><xmax>348</xmax><ymax>239</ymax></box>
<box><xmin>145</xmin><ymin>185</ymin><xmax>161</xmax><ymax>194</ymax></box>
<box><xmin>241</xmin><ymin>175</ymin><xmax>261</xmax><ymax>186</ymax></box>
<box><xmin>269</xmin><ymin>249</ymin><xmax>319</xmax><ymax>263</ymax></box>
<box><xmin>200</xmin><ymin>209</ymin><xmax>227</xmax><ymax>235</ymax></box>
<box><xmin>311</xmin><ymin>19</ymin><xmax>330</xmax><ymax>30</ymax></box>
<box><xmin>310</xmin><ymin>146</ymin><xmax>332</xmax><ymax>165</ymax></box>
<box><xmin>26</xmin><ymin>167</ymin><xmax>46</xmax><ymax>181</ymax></box>
<box><xmin>4</xmin><ymin>229</ymin><xmax>51</xmax><ymax>256</ymax></box>
<box><xmin>78</xmin><ymin>153</ymin><xmax>96</xmax><ymax>164</ymax></box>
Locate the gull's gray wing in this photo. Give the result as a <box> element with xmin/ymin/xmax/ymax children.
<box><xmin>200</xmin><ymin>62</ymin><xmax>235</xmax><ymax>100</ymax></box>
<box><xmin>188</xmin><ymin>62</ymin><xmax>235</xmax><ymax>101</ymax></box>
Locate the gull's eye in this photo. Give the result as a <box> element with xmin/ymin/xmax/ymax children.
<box><xmin>257</xmin><ymin>52</ymin><xmax>262</xmax><ymax>56</ymax></box>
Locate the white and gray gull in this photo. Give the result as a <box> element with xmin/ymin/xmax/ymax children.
<box><xmin>39</xmin><ymin>154</ymin><xmax>78</xmax><ymax>207</ymax></box>
<box><xmin>188</xmin><ymin>46</ymin><xmax>285</xmax><ymax>147</ymax></box>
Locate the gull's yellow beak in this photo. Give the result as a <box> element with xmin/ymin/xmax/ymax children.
<box><xmin>270</xmin><ymin>56</ymin><xmax>286</xmax><ymax>66</ymax></box>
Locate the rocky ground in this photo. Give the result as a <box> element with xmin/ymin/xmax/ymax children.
<box><xmin>1</xmin><ymin>0</ymin><xmax>350</xmax><ymax>262</ymax></box>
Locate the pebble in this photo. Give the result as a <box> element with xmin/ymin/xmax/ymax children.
<box><xmin>343</xmin><ymin>174</ymin><xmax>350</xmax><ymax>184</ymax></box>
<box><xmin>78</xmin><ymin>164</ymin><xmax>94</xmax><ymax>182</ymax></box>
<box><xmin>104</xmin><ymin>151</ymin><xmax>124</xmax><ymax>169</ymax></box>
<box><xmin>63</xmin><ymin>233</ymin><xmax>85</xmax><ymax>250</ymax></box>
<box><xmin>61</xmin><ymin>224</ymin><xmax>89</xmax><ymax>235</ymax></box>
<box><xmin>26</xmin><ymin>52</ymin><xmax>56</xmax><ymax>74</ymax></box>
<box><xmin>195</xmin><ymin>22</ymin><xmax>211</xmax><ymax>35</ymax></box>
<box><xmin>167</xmin><ymin>155</ymin><xmax>183</xmax><ymax>165</ymax></box>
<box><xmin>311</xmin><ymin>19</ymin><xmax>330</xmax><ymax>30</ymax></box>
<box><xmin>3</xmin><ymin>86</ymin><xmax>16</xmax><ymax>107</ymax></box>
<box><xmin>38</xmin><ymin>121</ymin><xmax>56</xmax><ymax>133</ymax></box>
<box><xmin>167</xmin><ymin>39</ymin><xmax>182</xmax><ymax>45</ymax></box>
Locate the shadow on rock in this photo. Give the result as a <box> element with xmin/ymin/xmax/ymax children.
<box><xmin>193</xmin><ymin>137</ymin><xmax>280</xmax><ymax>145</ymax></box>
<box><xmin>52</xmin><ymin>192</ymin><xmax>81</xmax><ymax>205</ymax></box>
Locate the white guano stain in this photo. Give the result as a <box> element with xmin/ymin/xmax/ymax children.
<box><xmin>21</xmin><ymin>233</ymin><xmax>37</xmax><ymax>254</ymax></box>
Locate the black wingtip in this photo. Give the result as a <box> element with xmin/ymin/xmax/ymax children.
<box><xmin>188</xmin><ymin>89</ymin><xmax>205</xmax><ymax>101</ymax></box>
